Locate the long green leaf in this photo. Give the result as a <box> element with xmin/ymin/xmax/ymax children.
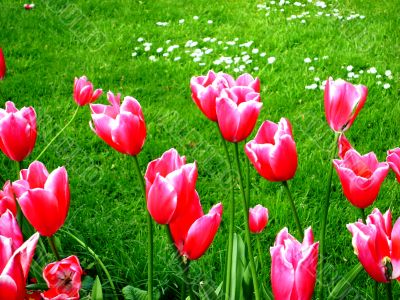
<box><xmin>122</xmin><ymin>286</ymin><xmax>147</xmax><ymax>300</ymax></box>
<box><xmin>328</xmin><ymin>263</ymin><xmax>364</xmax><ymax>299</ymax></box>
<box><xmin>91</xmin><ymin>276</ymin><xmax>103</xmax><ymax>300</ymax></box>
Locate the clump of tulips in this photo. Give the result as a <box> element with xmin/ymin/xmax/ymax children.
<box><xmin>0</xmin><ymin>46</ymin><xmax>398</xmax><ymax>300</ymax></box>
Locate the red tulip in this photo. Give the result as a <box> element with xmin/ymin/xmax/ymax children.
<box><xmin>169</xmin><ymin>195</ymin><xmax>222</xmax><ymax>260</ymax></box>
<box><xmin>324</xmin><ymin>77</ymin><xmax>367</xmax><ymax>132</ymax></box>
<box><xmin>0</xmin><ymin>232</ymin><xmax>40</xmax><ymax>300</ymax></box>
<box><xmin>0</xmin><ymin>181</ymin><xmax>17</xmax><ymax>216</ymax></box>
<box><xmin>41</xmin><ymin>255</ymin><xmax>82</xmax><ymax>300</ymax></box>
<box><xmin>270</xmin><ymin>227</ymin><xmax>319</xmax><ymax>300</ymax></box>
<box><xmin>0</xmin><ymin>101</ymin><xmax>37</xmax><ymax>161</ymax></box>
<box><xmin>144</xmin><ymin>148</ymin><xmax>197</xmax><ymax>224</ymax></box>
<box><xmin>90</xmin><ymin>91</ymin><xmax>146</xmax><ymax>156</ymax></box>
<box><xmin>23</xmin><ymin>4</ymin><xmax>35</xmax><ymax>10</ymax></box>
<box><xmin>347</xmin><ymin>208</ymin><xmax>400</xmax><ymax>282</ymax></box>
<box><xmin>73</xmin><ymin>76</ymin><xmax>102</xmax><ymax>106</ymax></box>
<box><xmin>245</xmin><ymin>118</ymin><xmax>297</xmax><ymax>182</ymax></box>
<box><xmin>216</xmin><ymin>87</ymin><xmax>262</xmax><ymax>142</ymax></box>
<box><xmin>13</xmin><ymin>161</ymin><xmax>70</xmax><ymax>236</ymax></box>
<box><xmin>387</xmin><ymin>148</ymin><xmax>400</xmax><ymax>183</ymax></box>
<box><xmin>338</xmin><ymin>133</ymin><xmax>353</xmax><ymax>159</ymax></box>
<box><xmin>333</xmin><ymin>149</ymin><xmax>389</xmax><ymax>208</ymax></box>
<box><xmin>0</xmin><ymin>210</ymin><xmax>23</xmax><ymax>257</ymax></box>
<box><xmin>249</xmin><ymin>204</ymin><xmax>269</xmax><ymax>234</ymax></box>
<box><xmin>190</xmin><ymin>71</ymin><xmax>260</xmax><ymax>122</ymax></box>
<box><xmin>0</xmin><ymin>48</ymin><xmax>5</xmax><ymax>79</ymax></box>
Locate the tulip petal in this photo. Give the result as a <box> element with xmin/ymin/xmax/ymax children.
<box><xmin>147</xmin><ymin>175</ymin><xmax>177</xmax><ymax>224</ymax></box>
<box><xmin>270</xmin><ymin>245</ymin><xmax>294</xmax><ymax>300</ymax></box>
<box><xmin>391</xmin><ymin>218</ymin><xmax>400</xmax><ymax>279</ymax></box>
<box><xmin>0</xmin><ymin>210</ymin><xmax>23</xmax><ymax>250</ymax></box>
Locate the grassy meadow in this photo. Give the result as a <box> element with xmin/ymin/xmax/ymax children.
<box><xmin>0</xmin><ymin>0</ymin><xmax>399</xmax><ymax>298</ymax></box>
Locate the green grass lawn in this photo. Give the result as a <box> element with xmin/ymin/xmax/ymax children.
<box><xmin>1</xmin><ymin>0</ymin><xmax>399</xmax><ymax>298</ymax></box>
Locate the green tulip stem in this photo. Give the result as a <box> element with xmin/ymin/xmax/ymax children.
<box><xmin>386</xmin><ymin>281</ymin><xmax>393</xmax><ymax>300</ymax></box>
<box><xmin>374</xmin><ymin>281</ymin><xmax>378</xmax><ymax>300</ymax></box>
<box><xmin>360</xmin><ymin>208</ymin><xmax>366</xmax><ymax>223</ymax></box>
<box><xmin>34</xmin><ymin>105</ymin><xmax>79</xmax><ymax>162</ymax></box>
<box><xmin>180</xmin><ymin>258</ymin><xmax>194</xmax><ymax>300</ymax></box>
<box><xmin>133</xmin><ymin>155</ymin><xmax>153</xmax><ymax>300</ymax></box>
<box><xmin>282</xmin><ymin>181</ymin><xmax>303</xmax><ymax>239</ymax></box>
<box><xmin>218</xmin><ymin>126</ymin><xmax>235</xmax><ymax>300</ymax></box>
<box><xmin>256</xmin><ymin>235</ymin><xmax>264</xmax><ymax>275</ymax></box>
<box><xmin>15</xmin><ymin>161</ymin><xmax>23</xmax><ymax>228</ymax></box>
<box><xmin>47</xmin><ymin>235</ymin><xmax>61</xmax><ymax>261</ymax></box>
<box><xmin>61</xmin><ymin>229</ymin><xmax>118</xmax><ymax>300</ymax></box>
<box><xmin>317</xmin><ymin>132</ymin><xmax>340</xmax><ymax>300</ymax></box>
<box><xmin>234</xmin><ymin>142</ymin><xmax>260</xmax><ymax>300</ymax></box>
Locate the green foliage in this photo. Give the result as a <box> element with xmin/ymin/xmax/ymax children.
<box><xmin>91</xmin><ymin>276</ymin><xmax>103</xmax><ymax>300</ymax></box>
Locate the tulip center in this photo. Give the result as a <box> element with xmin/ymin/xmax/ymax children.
<box><xmin>57</xmin><ymin>270</ymin><xmax>74</xmax><ymax>292</ymax></box>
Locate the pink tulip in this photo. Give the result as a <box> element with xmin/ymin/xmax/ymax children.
<box><xmin>245</xmin><ymin>118</ymin><xmax>297</xmax><ymax>181</ymax></box>
<box><xmin>90</xmin><ymin>91</ymin><xmax>146</xmax><ymax>156</ymax></box>
<box><xmin>41</xmin><ymin>255</ymin><xmax>82</xmax><ymax>300</ymax></box>
<box><xmin>23</xmin><ymin>4</ymin><xmax>35</xmax><ymax>10</ymax></box>
<box><xmin>0</xmin><ymin>210</ymin><xmax>23</xmax><ymax>256</ymax></box>
<box><xmin>169</xmin><ymin>196</ymin><xmax>223</xmax><ymax>260</ymax></box>
<box><xmin>338</xmin><ymin>133</ymin><xmax>353</xmax><ymax>159</ymax></box>
<box><xmin>347</xmin><ymin>208</ymin><xmax>400</xmax><ymax>282</ymax></box>
<box><xmin>249</xmin><ymin>205</ymin><xmax>269</xmax><ymax>234</ymax></box>
<box><xmin>73</xmin><ymin>76</ymin><xmax>102</xmax><ymax>106</ymax></box>
<box><xmin>0</xmin><ymin>232</ymin><xmax>40</xmax><ymax>300</ymax></box>
<box><xmin>270</xmin><ymin>227</ymin><xmax>319</xmax><ymax>300</ymax></box>
<box><xmin>0</xmin><ymin>181</ymin><xmax>17</xmax><ymax>216</ymax></box>
<box><xmin>144</xmin><ymin>148</ymin><xmax>197</xmax><ymax>224</ymax></box>
<box><xmin>216</xmin><ymin>87</ymin><xmax>262</xmax><ymax>142</ymax></box>
<box><xmin>324</xmin><ymin>77</ymin><xmax>368</xmax><ymax>132</ymax></box>
<box><xmin>0</xmin><ymin>101</ymin><xmax>37</xmax><ymax>161</ymax></box>
<box><xmin>190</xmin><ymin>71</ymin><xmax>260</xmax><ymax>122</ymax></box>
<box><xmin>333</xmin><ymin>149</ymin><xmax>389</xmax><ymax>208</ymax></box>
<box><xmin>387</xmin><ymin>148</ymin><xmax>400</xmax><ymax>183</ymax></box>
<box><xmin>0</xmin><ymin>48</ymin><xmax>5</xmax><ymax>79</ymax></box>
<box><xmin>13</xmin><ymin>161</ymin><xmax>70</xmax><ymax>237</ymax></box>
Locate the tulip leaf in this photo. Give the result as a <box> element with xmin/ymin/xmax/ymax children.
<box><xmin>230</xmin><ymin>233</ymin><xmax>246</xmax><ymax>300</ymax></box>
<box><xmin>122</xmin><ymin>285</ymin><xmax>160</xmax><ymax>300</ymax></box>
<box><xmin>91</xmin><ymin>276</ymin><xmax>103</xmax><ymax>300</ymax></box>
<box><xmin>81</xmin><ymin>275</ymin><xmax>95</xmax><ymax>291</ymax></box>
<box><xmin>328</xmin><ymin>263</ymin><xmax>364</xmax><ymax>299</ymax></box>
<box><xmin>199</xmin><ymin>281</ymin><xmax>218</xmax><ymax>300</ymax></box>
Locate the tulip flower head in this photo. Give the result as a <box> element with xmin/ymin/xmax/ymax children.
<box><xmin>90</xmin><ymin>91</ymin><xmax>146</xmax><ymax>156</ymax></box>
<box><xmin>387</xmin><ymin>148</ymin><xmax>400</xmax><ymax>183</ymax></box>
<box><xmin>347</xmin><ymin>208</ymin><xmax>400</xmax><ymax>282</ymax></box>
<box><xmin>0</xmin><ymin>101</ymin><xmax>37</xmax><ymax>161</ymax></box>
<box><xmin>249</xmin><ymin>204</ymin><xmax>269</xmax><ymax>234</ymax></box>
<box><xmin>324</xmin><ymin>77</ymin><xmax>367</xmax><ymax>132</ymax></box>
<box><xmin>23</xmin><ymin>4</ymin><xmax>35</xmax><ymax>10</ymax></box>
<box><xmin>338</xmin><ymin>133</ymin><xmax>354</xmax><ymax>160</ymax></box>
<box><xmin>333</xmin><ymin>149</ymin><xmax>389</xmax><ymax>209</ymax></box>
<box><xmin>73</xmin><ymin>76</ymin><xmax>102</xmax><ymax>106</ymax></box>
<box><xmin>216</xmin><ymin>86</ymin><xmax>262</xmax><ymax>143</ymax></box>
<box><xmin>13</xmin><ymin>161</ymin><xmax>70</xmax><ymax>237</ymax></box>
<box><xmin>169</xmin><ymin>198</ymin><xmax>223</xmax><ymax>260</ymax></box>
<box><xmin>190</xmin><ymin>71</ymin><xmax>260</xmax><ymax>122</ymax></box>
<box><xmin>270</xmin><ymin>227</ymin><xmax>319</xmax><ymax>300</ymax></box>
<box><xmin>0</xmin><ymin>181</ymin><xmax>17</xmax><ymax>216</ymax></box>
<box><xmin>0</xmin><ymin>231</ymin><xmax>39</xmax><ymax>300</ymax></box>
<box><xmin>145</xmin><ymin>148</ymin><xmax>197</xmax><ymax>224</ymax></box>
<box><xmin>41</xmin><ymin>255</ymin><xmax>83</xmax><ymax>300</ymax></box>
<box><xmin>0</xmin><ymin>48</ymin><xmax>5</xmax><ymax>79</ymax></box>
<box><xmin>245</xmin><ymin>118</ymin><xmax>297</xmax><ymax>182</ymax></box>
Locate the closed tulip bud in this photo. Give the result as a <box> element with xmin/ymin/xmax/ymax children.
<box><xmin>0</xmin><ymin>181</ymin><xmax>17</xmax><ymax>216</ymax></box>
<box><xmin>0</xmin><ymin>232</ymin><xmax>39</xmax><ymax>300</ymax></box>
<box><xmin>245</xmin><ymin>118</ymin><xmax>297</xmax><ymax>182</ymax></box>
<box><xmin>270</xmin><ymin>227</ymin><xmax>319</xmax><ymax>300</ymax></box>
<box><xmin>90</xmin><ymin>91</ymin><xmax>146</xmax><ymax>156</ymax></box>
<box><xmin>387</xmin><ymin>148</ymin><xmax>400</xmax><ymax>183</ymax></box>
<box><xmin>249</xmin><ymin>205</ymin><xmax>269</xmax><ymax>234</ymax></box>
<box><xmin>0</xmin><ymin>48</ymin><xmax>5</xmax><ymax>79</ymax></box>
<box><xmin>169</xmin><ymin>196</ymin><xmax>223</xmax><ymax>260</ymax></box>
<box><xmin>73</xmin><ymin>76</ymin><xmax>102</xmax><ymax>106</ymax></box>
<box><xmin>338</xmin><ymin>133</ymin><xmax>353</xmax><ymax>159</ymax></box>
<box><xmin>333</xmin><ymin>149</ymin><xmax>389</xmax><ymax>208</ymax></box>
<box><xmin>13</xmin><ymin>161</ymin><xmax>70</xmax><ymax>237</ymax></box>
<box><xmin>41</xmin><ymin>255</ymin><xmax>83</xmax><ymax>300</ymax></box>
<box><xmin>216</xmin><ymin>87</ymin><xmax>262</xmax><ymax>142</ymax></box>
<box><xmin>0</xmin><ymin>101</ymin><xmax>37</xmax><ymax>162</ymax></box>
<box><xmin>145</xmin><ymin>148</ymin><xmax>197</xmax><ymax>224</ymax></box>
<box><xmin>324</xmin><ymin>77</ymin><xmax>367</xmax><ymax>132</ymax></box>
<box><xmin>347</xmin><ymin>208</ymin><xmax>400</xmax><ymax>282</ymax></box>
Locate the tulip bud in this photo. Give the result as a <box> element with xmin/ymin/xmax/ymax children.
<box><xmin>73</xmin><ymin>76</ymin><xmax>102</xmax><ymax>106</ymax></box>
<box><xmin>249</xmin><ymin>204</ymin><xmax>269</xmax><ymax>234</ymax></box>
